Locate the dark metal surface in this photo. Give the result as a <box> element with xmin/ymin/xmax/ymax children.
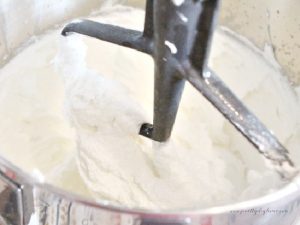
<box><xmin>62</xmin><ymin>20</ymin><xmax>152</xmax><ymax>54</ymax></box>
<box><xmin>139</xmin><ymin>218</ymin><xmax>190</xmax><ymax>225</ymax></box>
<box><xmin>61</xmin><ymin>0</ymin><xmax>216</xmax><ymax>143</ymax></box>
<box><xmin>150</xmin><ymin>0</ymin><xmax>203</xmax><ymax>141</ymax></box>
<box><xmin>0</xmin><ymin>174</ymin><xmax>22</xmax><ymax>225</ymax></box>
<box><xmin>61</xmin><ymin>0</ymin><xmax>297</xmax><ymax>178</ymax></box>
<box><xmin>0</xmin><ymin>169</ymin><xmax>34</xmax><ymax>225</ymax></box>
<box><xmin>181</xmin><ymin>64</ymin><xmax>296</xmax><ymax>178</ymax></box>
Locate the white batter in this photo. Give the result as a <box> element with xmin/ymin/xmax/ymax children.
<box><xmin>0</xmin><ymin>6</ymin><xmax>299</xmax><ymax>210</ymax></box>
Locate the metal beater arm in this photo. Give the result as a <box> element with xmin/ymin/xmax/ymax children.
<box><xmin>61</xmin><ymin>20</ymin><xmax>152</xmax><ymax>54</ymax></box>
<box><xmin>61</xmin><ymin>0</ymin><xmax>297</xmax><ymax>179</ymax></box>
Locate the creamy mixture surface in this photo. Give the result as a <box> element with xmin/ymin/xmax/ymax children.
<box><xmin>0</xmin><ymin>6</ymin><xmax>299</xmax><ymax>210</ymax></box>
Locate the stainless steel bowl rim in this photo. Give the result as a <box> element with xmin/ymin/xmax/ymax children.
<box><xmin>1</xmin><ymin>153</ymin><xmax>299</xmax><ymax>216</ymax></box>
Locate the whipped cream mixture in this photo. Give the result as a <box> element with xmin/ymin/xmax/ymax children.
<box><xmin>0</xmin><ymin>6</ymin><xmax>299</xmax><ymax>210</ymax></box>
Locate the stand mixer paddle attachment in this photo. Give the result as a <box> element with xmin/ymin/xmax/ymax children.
<box><xmin>62</xmin><ymin>0</ymin><xmax>298</xmax><ymax>180</ymax></box>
